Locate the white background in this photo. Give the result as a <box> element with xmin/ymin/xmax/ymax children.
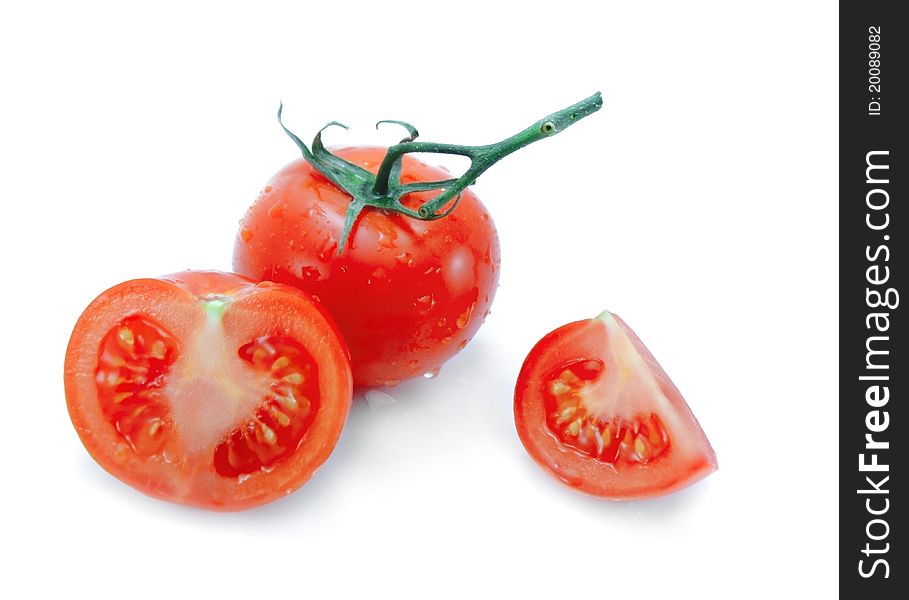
<box><xmin>0</xmin><ymin>1</ymin><xmax>837</xmax><ymax>598</ymax></box>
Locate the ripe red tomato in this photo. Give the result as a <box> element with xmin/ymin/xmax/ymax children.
<box><xmin>514</xmin><ymin>311</ymin><xmax>717</xmax><ymax>499</ymax></box>
<box><xmin>64</xmin><ymin>271</ymin><xmax>352</xmax><ymax>510</ymax></box>
<box><xmin>233</xmin><ymin>146</ymin><xmax>500</xmax><ymax>387</ymax></box>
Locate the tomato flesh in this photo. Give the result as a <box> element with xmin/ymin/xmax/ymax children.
<box><xmin>542</xmin><ymin>358</ymin><xmax>671</xmax><ymax>466</ymax></box>
<box><xmin>96</xmin><ymin>315</ymin><xmax>179</xmax><ymax>459</ymax></box>
<box><xmin>65</xmin><ymin>271</ymin><xmax>352</xmax><ymax>510</ymax></box>
<box><xmin>514</xmin><ymin>311</ymin><xmax>716</xmax><ymax>499</ymax></box>
<box><xmin>213</xmin><ymin>336</ymin><xmax>320</xmax><ymax>477</ymax></box>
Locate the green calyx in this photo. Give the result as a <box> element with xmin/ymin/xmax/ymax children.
<box><xmin>277</xmin><ymin>91</ymin><xmax>603</xmax><ymax>253</ymax></box>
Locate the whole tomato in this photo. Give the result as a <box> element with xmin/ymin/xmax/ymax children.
<box><xmin>235</xmin><ymin>93</ymin><xmax>600</xmax><ymax>387</ymax></box>
<box><xmin>233</xmin><ymin>147</ymin><xmax>500</xmax><ymax>387</ymax></box>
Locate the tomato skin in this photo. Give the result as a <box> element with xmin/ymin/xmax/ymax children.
<box><xmin>64</xmin><ymin>271</ymin><xmax>352</xmax><ymax>511</ymax></box>
<box><xmin>514</xmin><ymin>313</ymin><xmax>717</xmax><ymax>500</ymax></box>
<box><xmin>233</xmin><ymin>146</ymin><xmax>501</xmax><ymax>387</ymax></box>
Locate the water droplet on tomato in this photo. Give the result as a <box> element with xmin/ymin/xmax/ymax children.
<box><xmin>456</xmin><ymin>302</ymin><xmax>476</xmax><ymax>329</ymax></box>
<box><xmin>415</xmin><ymin>294</ymin><xmax>436</xmax><ymax>314</ymax></box>
<box><xmin>240</xmin><ymin>228</ymin><xmax>253</xmax><ymax>242</ymax></box>
<box><xmin>268</xmin><ymin>204</ymin><xmax>285</xmax><ymax>219</ymax></box>
<box><xmin>300</xmin><ymin>266</ymin><xmax>321</xmax><ymax>281</ymax></box>
<box><xmin>457</xmin><ymin>340</ymin><xmax>467</xmax><ymax>351</ymax></box>
<box><xmin>423</xmin><ymin>369</ymin><xmax>440</xmax><ymax>379</ymax></box>
<box><xmin>317</xmin><ymin>237</ymin><xmax>338</xmax><ymax>260</ymax></box>
<box><xmin>264</xmin><ymin>185</ymin><xmax>273</xmax><ymax>193</ymax></box>
<box><xmin>395</xmin><ymin>252</ymin><xmax>414</xmax><ymax>268</ymax></box>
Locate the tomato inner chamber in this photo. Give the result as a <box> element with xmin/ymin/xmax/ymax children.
<box><xmin>543</xmin><ymin>359</ymin><xmax>670</xmax><ymax>465</ymax></box>
<box><xmin>213</xmin><ymin>337</ymin><xmax>321</xmax><ymax>477</ymax></box>
<box><xmin>95</xmin><ymin>315</ymin><xmax>179</xmax><ymax>458</ymax></box>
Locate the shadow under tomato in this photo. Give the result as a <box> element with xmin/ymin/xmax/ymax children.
<box><xmin>514</xmin><ymin>450</ymin><xmax>718</xmax><ymax>524</ymax></box>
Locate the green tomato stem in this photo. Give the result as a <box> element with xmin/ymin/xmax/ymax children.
<box><xmin>277</xmin><ymin>92</ymin><xmax>603</xmax><ymax>253</ymax></box>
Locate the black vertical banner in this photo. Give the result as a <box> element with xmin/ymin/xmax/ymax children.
<box><xmin>840</xmin><ymin>2</ymin><xmax>906</xmax><ymax>595</ymax></box>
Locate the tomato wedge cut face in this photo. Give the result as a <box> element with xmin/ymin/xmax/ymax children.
<box><xmin>64</xmin><ymin>271</ymin><xmax>352</xmax><ymax>511</ymax></box>
<box><xmin>514</xmin><ymin>311</ymin><xmax>717</xmax><ymax>499</ymax></box>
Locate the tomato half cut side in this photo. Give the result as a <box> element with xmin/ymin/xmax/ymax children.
<box><xmin>64</xmin><ymin>271</ymin><xmax>352</xmax><ymax>511</ymax></box>
<box><xmin>514</xmin><ymin>310</ymin><xmax>717</xmax><ymax>499</ymax></box>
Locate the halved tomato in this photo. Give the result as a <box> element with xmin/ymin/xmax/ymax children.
<box><xmin>64</xmin><ymin>271</ymin><xmax>352</xmax><ymax>511</ymax></box>
<box><xmin>514</xmin><ymin>310</ymin><xmax>717</xmax><ymax>499</ymax></box>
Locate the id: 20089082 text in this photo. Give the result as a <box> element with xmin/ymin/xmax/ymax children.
<box><xmin>867</xmin><ymin>27</ymin><xmax>882</xmax><ymax>116</ymax></box>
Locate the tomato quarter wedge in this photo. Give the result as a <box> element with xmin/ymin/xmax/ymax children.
<box><xmin>514</xmin><ymin>310</ymin><xmax>717</xmax><ymax>499</ymax></box>
<box><xmin>64</xmin><ymin>271</ymin><xmax>352</xmax><ymax>511</ymax></box>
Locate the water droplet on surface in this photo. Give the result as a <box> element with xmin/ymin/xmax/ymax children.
<box><xmin>415</xmin><ymin>294</ymin><xmax>436</xmax><ymax>314</ymax></box>
<box><xmin>364</xmin><ymin>389</ymin><xmax>396</xmax><ymax>409</ymax></box>
<box><xmin>456</xmin><ymin>302</ymin><xmax>476</xmax><ymax>329</ymax></box>
<box><xmin>300</xmin><ymin>266</ymin><xmax>322</xmax><ymax>281</ymax></box>
<box><xmin>423</xmin><ymin>369</ymin><xmax>440</xmax><ymax>379</ymax></box>
<box><xmin>395</xmin><ymin>252</ymin><xmax>414</xmax><ymax>268</ymax></box>
<box><xmin>317</xmin><ymin>237</ymin><xmax>338</xmax><ymax>260</ymax></box>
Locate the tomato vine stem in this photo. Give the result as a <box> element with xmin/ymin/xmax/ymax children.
<box><xmin>278</xmin><ymin>92</ymin><xmax>602</xmax><ymax>253</ymax></box>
